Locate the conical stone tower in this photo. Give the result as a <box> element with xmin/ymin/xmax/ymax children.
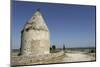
<box><xmin>20</xmin><ymin>9</ymin><xmax>50</xmax><ymax>56</ymax></box>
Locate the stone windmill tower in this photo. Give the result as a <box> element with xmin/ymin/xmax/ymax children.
<box><xmin>20</xmin><ymin>9</ymin><xmax>50</xmax><ymax>56</ymax></box>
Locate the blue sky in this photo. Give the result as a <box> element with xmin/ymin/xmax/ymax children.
<box><xmin>12</xmin><ymin>1</ymin><xmax>96</xmax><ymax>49</ymax></box>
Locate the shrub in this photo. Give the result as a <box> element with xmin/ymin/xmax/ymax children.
<box><xmin>52</xmin><ymin>45</ymin><xmax>56</xmax><ymax>50</ymax></box>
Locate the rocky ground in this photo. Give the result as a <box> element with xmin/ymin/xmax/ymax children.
<box><xmin>11</xmin><ymin>52</ymin><xmax>95</xmax><ymax>66</ymax></box>
<box><xmin>11</xmin><ymin>49</ymin><xmax>96</xmax><ymax>66</ymax></box>
<box><xmin>35</xmin><ymin>52</ymin><xmax>95</xmax><ymax>64</ymax></box>
<box><xmin>62</xmin><ymin>52</ymin><xmax>95</xmax><ymax>62</ymax></box>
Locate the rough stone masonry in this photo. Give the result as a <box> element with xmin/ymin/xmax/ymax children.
<box><xmin>20</xmin><ymin>9</ymin><xmax>50</xmax><ymax>56</ymax></box>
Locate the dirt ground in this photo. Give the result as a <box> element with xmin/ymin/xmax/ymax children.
<box><xmin>11</xmin><ymin>50</ymin><xmax>96</xmax><ymax>66</ymax></box>
<box><xmin>29</xmin><ymin>52</ymin><xmax>95</xmax><ymax>64</ymax></box>
<box><xmin>62</xmin><ymin>52</ymin><xmax>95</xmax><ymax>62</ymax></box>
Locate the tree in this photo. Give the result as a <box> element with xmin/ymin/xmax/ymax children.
<box><xmin>52</xmin><ymin>45</ymin><xmax>56</xmax><ymax>50</ymax></box>
<box><xmin>63</xmin><ymin>44</ymin><xmax>65</xmax><ymax>50</ymax></box>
